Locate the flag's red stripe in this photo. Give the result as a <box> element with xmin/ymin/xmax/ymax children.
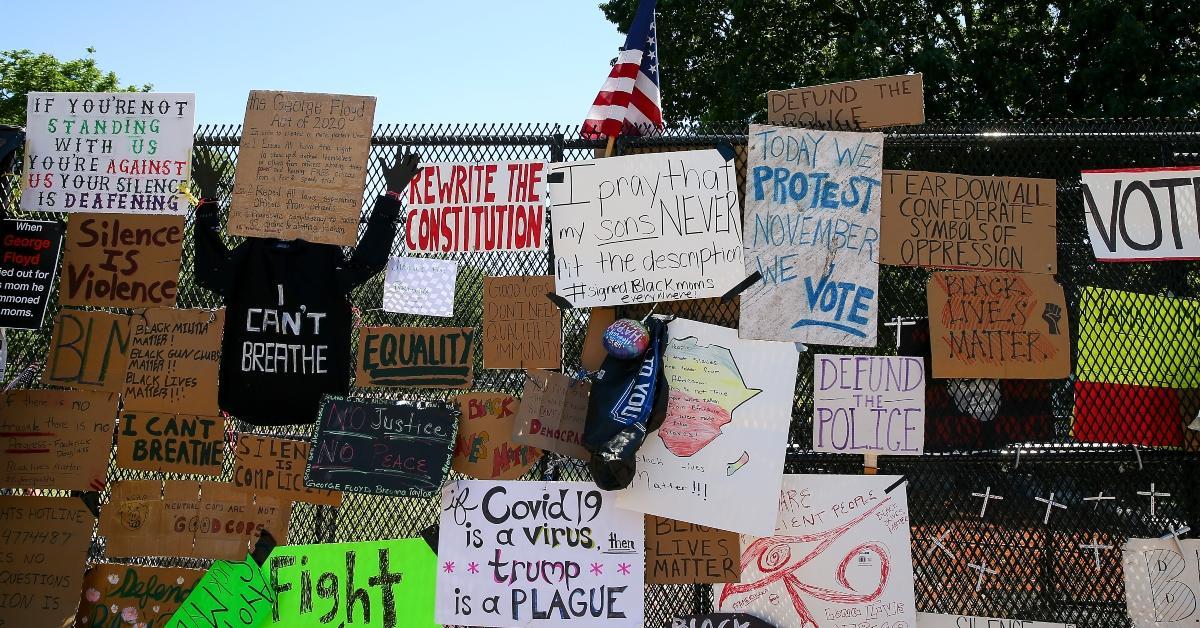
<box><xmin>629</xmin><ymin>87</ymin><xmax>663</xmax><ymax>125</ymax></box>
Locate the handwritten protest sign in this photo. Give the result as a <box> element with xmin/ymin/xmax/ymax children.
<box><xmin>927</xmin><ymin>271</ymin><xmax>1070</xmax><ymax>378</ymax></box>
<box><xmin>740</xmin><ymin>124</ymin><xmax>883</xmax><ymax>346</ymax></box>
<box><xmin>228</xmin><ymin>91</ymin><xmax>376</xmax><ymax>246</ymax></box>
<box><xmin>1121</xmin><ymin>538</ymin><xmax>1200</xmax><ymax>628</ymax></box>
<box><xmin>667</xmin><ymin>613</ymin><xmax>774</xmax><ymax>628</ymax></box>
<box><xmin>233</xmin><ymin>434</ymin><xmax>342</xmax><ymax>506</ymax></box>
<box><xmin>453</xmin><ymin>392</ymin><xmax>542</xmax><ymax>480</ymax></box>
<box><xmin>615</xmin><ymin>318</ymin><xmax>799</xmax><ymax>536</ymax></box>
<box><xmin>1082</xmin><ymin>167</ymin><xmax>1200</xmax><ymax>261</ymax></box>
<box><xmin>880</xmin><ymin>170</ymin><xmax>1057</xmax><ymax>274</ymax></box>
<box><xmin>77</xmin><ymin>564</ymin><xmax>201</xmax><ymax>628</ymax></box>
<box><xmin>437</xmin><ymin>480</ymin><xmax>645</xmax><ymax>627</ymax></box>
<box><xmin>646</xmin><ymin>515</ymin><xmax>741</xmax><ymax>585</ymax></box>
<box><xmin>1076</xmin><ymin>286</ymin><xmax>1200</xmax><ymax>388</ymax></box>
<box><xmin>813</xmin><ymin>354</ymin><xmax>926</xmax><ymax>455</ymax></box>
<box><xmin>123</xmin><ymin>307</ymin><xmax>223</xmax><ymax>415</ymax></box>
<box><xmin>42</xmin><ymin>308</ymin><xmax>131</xmax><ymax>392</ymax></box>
<box><xmin>355</xmin><ymin>326</ymin><xmax>476</xmax><ymax>388</ymax></box>
<box><xmin>59</xmin><ymin>213</ymin><xmax>184</xmax><ymax>308</ymax></box>
<box><xmin>165</xmin><ymin>555</ymin><xmax>273</xmax><ymax>628</ymax></box>
<box><xmin>404</xmin><ymin>161</ymin><xmax>547</xmax><ymax>253</ymax></box>
<box><xmin>21</xmin><ymin>92</ymin><xmax>196</xmax><ymax>214</ymax></box>
<box><xmin>767</xmin><ymin>74</ymin><xmax>924</xmax><ymax>129</ymax></box>
<box><xmin>382</xmin><ymin>256</ymin><xmax>458</xmax><ymax>316</ymax></box>
<box><xmin>548</xmin><ymin>149</ymin><xmax>744</xmax><ymax>307</ymax></box>
<box><xmin>0</xmin><ymin>389</ymin><xmax>116</xmax><ymax>491</ymax></box>
<box><xmin>917</xmin><ymin>613</ymin><xmax>1077</xmax><ymax>627</ymax></box>
<box><xmin>718</xmin><ymin>475</ymin><xmax>916</xmax><ymax>628</ymax></box>
<box><xmin>306</xmin><ymin>396</ymin><xmax>458</xmax><ymax>497</ymax></box>
<box><xmin>0</xmin><ymin>219</ymin><xmax>63</xmax><ymax>329</ymax></box>
<box><xmin>512</xmin><ymin>369</ymin><xmax>592</xmax><ymax>460</ymax></box>
<box><xmin>268</xmin><ymin>538</ymin><xmax>438</xmax><ymax>627</ymax></box>
<box><xmin>0</xmin><ymin>497</ymin><xmax>94</xmax><ymax>627</ymax></box>
<box><xmin>117</xmin><ymin>412</ymin><xmax>225</xmax><ymax>475</ymax></box>
<box><xmin>483</xmin><ymin>275</ymin><xmax>561</xmax><ymax>369</ymax></box>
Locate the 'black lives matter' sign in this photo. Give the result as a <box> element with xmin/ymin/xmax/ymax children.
<box><xmin>0</xmin><ymin>219</ymin><xmax>63</xmax><ymax>329</ymax></box>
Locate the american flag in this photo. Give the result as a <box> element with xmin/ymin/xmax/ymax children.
<box><xmin>582</xmin><ymin>0</ymin><xmax>663</xmax><ymax>139</ymax></box>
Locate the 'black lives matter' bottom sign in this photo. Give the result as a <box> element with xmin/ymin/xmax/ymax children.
<box><xmin>306</xmin><ymin>396</ymin><xmax>458</xmax><ymax>497</ymax></box>
<box><xmin>0</xmin><ymin>219</ymin><xmax>64</xmax><ymax>329</ymax></box>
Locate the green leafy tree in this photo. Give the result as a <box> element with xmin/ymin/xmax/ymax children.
<box><xmin>599</xmin><ymin>0</ymin><xmax>1200</xmax><ymax>122</ymax></box>
<box><xmin>0</xmin><ymin>47</ymin><xmax>149</xmax><ymax>126</ymax></box>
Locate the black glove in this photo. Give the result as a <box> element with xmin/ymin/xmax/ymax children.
<box><xmin>191</xmin><ymin>149</ymin><xmax>224</xmax><ymax>200</ymax></box>
<box><xmin>378</xmin><ymin>151</ymin><xmax>421</xmax><ymax>194</ymax></box>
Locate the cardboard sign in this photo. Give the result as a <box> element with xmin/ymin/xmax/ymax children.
<box><xmin>0</xmin><ymin>389</ymin><xmax>116</xmax><ymax>491</ymax></box>
<box><xmin>0</xmin><ymin>496</ymin><xmax>94</xmax><ymax>628</ymax></box>
<box><xmin>228</xmin><ymin>91</ymin><xmax>376</xmax><ymax>246</ymax></box>
<box><xmin>21</xmin><ymin>92</ymin><xmax>196</xmax><ymax>214</ymax></box>
<box><xmin>452</xmin><ymin>392</ymin><xmax>542</xmax><ymax>480</ymax></box>
<box><xmin>382</xmin><ymin>256</ymin><xmax>458</xmax><ymax>317</ymax></box>
<box><xmin>482</xmin><ymin>275</ymin><xmax>561</xmax><ymax>369</ymax></box>
<box><xmin>766</xmin><ymin>74</ymin><xmax>924</xmax><ymax>129</ymax></box>
<box><xmin>0</xmin><ymin>219</ymin><xmax>63</xmax><ymax>329</ymax></box>
<box><xmin>740</xmin><ymin>124</ymin><xmax>883</xmax><ymax>346</ymax></box>
<box><xmin>812</xmin><ymin>354</ymin><xmax>926</xmax><ymax>455</ymax></box>
<box><xmin>306</xmin><ymin>396</ymin><xmax>458</xmax><ymax>498</ymax></box>
<box><xmin>116</xmin><ymin>412</ymin><xmax>225</xmax><ymax>475</ymax></box>
<box><xmin>355</xmin><ymin>326</ymin><xmax>476</xmax><ymax>388</ymax></box>
<box><xmin>667</xmin><ymin>614</ymin><xmax>775</xmax><ymax>628</ymax></box>
<box><xmin>165</xmin><ymin>555</ymin><xmax>272</xmax><ymax>628</ymax></box>
<box><xmin>880</xmin><ymin>170</ymin><xmax>1057</xmax><ymax>274</ymax></box>
<box><xmin>511</xmin><ymin>369</ymin><xmax>592</xmax><ymax>460</ymax></box>
<box><xmin>1082</xmin><ymin>167</ymin><xmax>1200</xmax><ymax>261</ymax></box>
<box><xmin>718</xmin><ymin>475</ymin><xmax>916</xmax><ymax>628</ymax></box>
<box><xmin>43</xmin><ymin>308</ymin><xmax>131</xmax><ymax>392</ymax></box>
<box><xmin>927</xmin><ymin>271</ymin><xmax>1070</xmax><ymax>379</ymax></box>
<box><xmin>646</xmin><ymin>515</ymin><xmax>741</xmax><ymax>584</ymax></box>
<box><xmin>1076</xmin><ymin>286</ymin><xmax>1200</xmax><ymax>388</ymax></box>
<box><xmin>917</xmin><ymin>613</ymin><xmax>1076</xmax><ymax>627</ymax></box>
<box><xmin>122</xmin><ymin>307</ymin><xmax>224</xmax><ymax>415</ymax></box>
<box><xmin>548</xmin><ymin>149</ymin><xmax>745</xmax><ymax>307</ymax></box>
<box><xmin>1121</xmin><ymin>538</ymin><xmax>1200</xmax><ymax>628</ymax></box>
<box><xmin>404</xmin><ymin>161</ymin><xmax>547</xmax><ymax>253</ymax></box>
<box><xmin>77</xmin><ymin>564</ymin><xmax>201</xmax><ymax>628</ymax></box>
<box><xmin>615</xmin><ymin>318</ymin><xmax>799</xmax><ymax>536</ymax></box>
<box><xmin>59</xmin><ymin>213</ymin><xmax>184</xmax><ymax>308</ymax></box>
<box><xmin>437</xmin><ymin>480</ymin><xmax>645</xmax><ymax>627</ymax></box>
<box><xmin>233</xmin><ymin>434</ymin><xmax>342</xmax><ymax>506</ymax></box>
<box><xmin>267</xmin><ymin>538</ymin><xmax>438</xmax><ymax>627</ymax></box>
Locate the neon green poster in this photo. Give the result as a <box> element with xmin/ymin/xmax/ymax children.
<box><xmin>1077</xmin><ymin>286</ymin><xmax>1200</xmax><ymax>388</ymax></box>
<box><xmin>164</xmin><ymin>555</ymin><xmax>273</xmax><ymax>627</ymax></box>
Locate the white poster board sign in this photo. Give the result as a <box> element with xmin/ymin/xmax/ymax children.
<box><xmin>740</xmin><ymin>124</ymin><xmax>883</xmax><ymax>346</ymax></box>
<box><xmin>1122</xmin><ymin>538</ymin><xmax>1200</xmax><ymax>628</ymax></box>
<box><xmin>718</xmin><ymin>474</ymin><xmax>916</xmax><ymax>628</ymax></box>
<box><xmin>813</xmin><ymin>354</ymin><xmax>925</xmax><ymax>455</ymax></box>
<box><xmin>437</xmin><ymin>480</ymin><xmax>645</xmax><ymax>627</ymax></box>
<box><xmin>1082</xmin><ymin>167</ymin><xmax>1200</xmax><ymax>261</ymax></box>
<box><xmin>382</xmin><ymin>256</ymin><xmax>458</xmax><ymax>317</ymax></box>
<box><xmin>917</xmin><ymin>613</ymin><xmax>1076</xmax><ymax>627</ymax></box>
<box><xmin>548</xmin><ymin>149</ymin><xmax>744</xmax><ymax>307</ymax></box>
<box><xmin>616</xmin><ymin>317</ymin><xmax>799</xmax><ymax>536</ymax></box>
<box><xmin>22</xmin><ymin>92</ymin><xmax>196</xmax><ymax>214</ymax></box>
<box><xmin>403</xmin><ymin>161</ymin><xmax>548</xmax><ymax>252</ymax></box>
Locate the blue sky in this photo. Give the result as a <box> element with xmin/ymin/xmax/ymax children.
<box><xmin>7</xmin><ymin>1</ymin><xmax>623</xmax><ymax>125</ymax></box>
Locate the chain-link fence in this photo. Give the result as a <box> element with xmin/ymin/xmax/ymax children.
<box><xmin>3</xmin><ymin>119</ymin><xmax>1200</xmax><ymax>627</ymax></box>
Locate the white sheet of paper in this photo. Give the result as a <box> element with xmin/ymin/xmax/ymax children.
<box><xmin>812</xmin><ymin>354</ymin><xmax>926</xmax><ymax>455</ymax></box>
<box><xmin>382</xmin><ymin>256</ymin><xmax>458</xmax><ymax>317</ymax></box>
<box><xmin>1122</xmin><ymin>538</ymin><xmax>1200</xmax><ymax>627</ymax></box>
<box><xmin>917</xmin><ymin>613</ymin><xmax>1075</xmax><ymax>627</ymax></box>
<box><xmin>1082</xmin><ymin>168</ymin><xmax>1200</xmax><ymax>261</ymax></box>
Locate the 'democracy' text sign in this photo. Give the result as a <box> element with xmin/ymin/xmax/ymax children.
<box><xmin>767</xmin><ymin>74</ymin><xmax>924</xmax><ymax>129</ymax></box>
<box><xmin>453</xmin><ymin>392</ymin><xmax>542</xmax><ymax>480</ymax></box>
<box><xmin>60</xmin><ymin>213</ymin><xmax>184</xmax><ymax>307</ymax></box>
<box><xmin>917</xmin><ymin>613</ymin><xmax>1077</xmax><ymax>627</ymax></box>
<box><xmin>718</xmin><ymin>475</ymin><xmax>916</xmax><ymax>628</ymax></box>
<box><xmin>233</xmin><ymin>434</ymin><xmax>342</xmax><ymax>506</ymax></box>
<box><xmin>512</xmin><ymin>370</ymin><xmax>592</xmax><ymax>460</ymax></box>
<box><xmin>404</xmin><ymin>161</ymin><xmax>547</xmax><ymax>253</ymax></box>
<box><xmin>0</xmin><ymin>389</ymin><xmax>117</xmax><ymax>491</ymax></box>
<box><xmin>0</xmin><ymin>497</ymin><xmax>95</xmax><ymax>628</ymax></box>
<box><xmin>382</xmin><ymin>256</ymin><xmax>458</xmax><ymax>316</ymax></box>
<box><xmin>356</xmin><ymin>326</ymin><xmax>476</xmax><ymax>388</ymax></box>
<box><xmin>740</xmin><ymin>124</ymin><xmax>883</xmax><ymax>346</ymax></box>
<box><xmin>43</xmin><ymin>309</ymin><xmax>131</xmax><ymax>392</ymax></box>
<box><xmin>645</xmin><ymin>515</ymin><xmax>741</xmax><ymax>585</ymax></box>
<box><xmin>77</xmin><ymin>564</ymin><xmax>201</xmax><ymax>628</ymax></box>
<box><xmin>306</xmin><ymin>397</ymin><xmax>458</xmax><ymax>498</ymax></box>
<box><xmin>117</xmin><ymin>412</ymin><xmax>225</xmax><ymax>476</ymax></box>
<box><xmin>1082</xmin><ymin>167</ymin><xmax>1200</xmax><ymax>261</ymax></box>
<box><xmin>548</xmin><ymin>149</ymin><xmax>744</xmax><ymax>307</ymax></box>
<box><xmin>437</xmin><ymin>480</ymin><xmax>646</xmax><ymax>627</ymax></box>
<box><xmin>880</xmin><ymin>170</ymin><xmax>1058</xmax><ymax>274</ymax></box>
<box><xmin>813</xmin><ymin>354</ymin><xmax>926</xmax><ymax>455</ymax></box>
<box><xmin>229</xmin><ymin>91</ymin><xmax>376</xmax><ymax>246</ymax></box>
<box><xmin>123</xmin><ymin>307</ymin><xmax>224</xmax><ymax>415</ymax></box>
<box><xmin>483</xmin><ymin>275</ymin><xmax>561</xmax><ymax>369</ymax></box>
<box><xmin>0</xmin><ymin>219</ymin><xmax>63</xmax><ymax>329</ymax></box>
<box><xmin>927</xmin><ymin>271</ymin><xmax>1071</xmax><ymax>379</ymax></box>
<box><xmin>22</xmin><ymin>92</ymin><xmax>195</xmax><ymax>214</ymax></box>
<box><xmin>1121</xmin><ymin>538</ymin><xmax>1200</xmax><ymax>628</ymax></box>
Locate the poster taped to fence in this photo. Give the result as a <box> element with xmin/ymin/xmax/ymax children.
<box><xmin>165</xmin><ymin>555</ymin><xmax>272</xmax><ymax>628</ymax></box>
<box><xmin>233</xmin><ymin>434</ymin><xmax>342</xmax><ymax>506</ymax></box>
<box><xmin>511</xmin><ymin>369</ymin><xmax>592</xmax><ymax>460</ymax></box>
<box><xmin>356</xmin><ymin>326</ymin><xmax>476</xmax><ymax>388</ymax></box>
<box><xmin>812</xmin><ymin>354</ymin><xmax>926</xmax><ymax>455</ymax></box>
<box><xmin>0</xmin><ymin>389</ymin><xmax>117</xmax><ymax>491</ymax></box>
<box><xmin>483</xmin><ymin>275</ymin><xmax>561</xmax><ymax>369</ymax></box>
<box><xmin>1076</xmin><ymin>286</ymin><xmax>1200</xmax><ymax>388</ymax></box>
<box><xmin>382</xmin><ymin>256</ymin><xmax>458</xmax><ymax>316</ymax></box>
<box><xmin>766</xmin><ymin>74</ymin><xmax>924</xmax><ymax>129</ymax></box>
<box><xmin>76</xmin><ymin>564</ymin><xmax>202</xmax><ymax>628</ymax></box>
<box><xmin>645</xmin><ymin>515</ymin><xmax>741</xmax><ymax>585</ymax></box>
<box><xmin>1081</xmin><ymin>167</ymin><xmax>1200</xmax><ymax>261</ymax></box>
<box><xmin>917</xmin><ymin>613</ymin><xmax>1077</xmax><ymax>627</ymax></box>
<box><xmin>1121</xmin><ymin>537</ymin><xmax>1200</xmax><ymax>628</ymax></box>
<box><xmin>59</xmin><ymin>213</ymin><xmax>185</xmax><ymax>307</ymax></box>
<box><xmin>122</xmin><ymin>307</ymin><xmax>224</xmax><ymax>416</ymax></box>
<box><xmin>42</xmin><ymin>308</ymin><xmax>131</xmax><ymax>392</ymax></box>
<box><xmin>0</xmin><ymin>219</ymin><xmax>63</xmax><ymax>329</ymax></box>
<box><xmin>0</xmin><ymin>496</ymin><xmax>95</xmax><ymax>628</ymax></box>
<box><xmin>452</xmin><ymin>392</ymin><xmax>542</xmax><ymax>480</ymax></box>
<box><xmin>404</xmin><ymin>161</ymin><xmax>547</xmax><ymax>252</ymax></box>
<box><xmin>116</xmin><ymin>412</ymin><xmax>225</xmax><ymax>476</ymax></box>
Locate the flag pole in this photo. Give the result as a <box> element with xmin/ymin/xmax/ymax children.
<box><xmin>604</xmin><ymin>135</ymin><xmax>617</xmax><ymax>158</ymax></box>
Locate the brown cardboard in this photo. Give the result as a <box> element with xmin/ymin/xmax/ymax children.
<box><xmin>228</xmin><ymin>90</ymin><xmax>377</xmax><ymax>246</ymax></box>
<box><xmin>192</xmin><ymin>481</ymin><xmax>291</xmax><ymax>560</ymax></box>
<box><xmin>42</xmin><ymin>309</ymin><xmax>131</xmax><ymax>392</ymax></box>
<box><xmin>881</xmin><ymin>170</ymin><xmax>1057</xmax><ymax>274</ymax></box>
<box><xmin>355</xmin><ymin>326</ymin><xmax>476</xmax><ymax>388</ymax></box>
<box><xmin>0</xmin><ymin>389</ymin><xmax>117</xmax><ymax>491</ymax></box>
<box><xmin>0</xmin><ymin>496</ymin><xmax>94</xmax><ymax>628</ymax></box>
<box><xmin>645</xmin><ymin>515</ymin><xmax>741</xmax><ymax>584</ymax></box>
<box><xmin>766</xmin><ymin>73</ymin><xmax>925</xmax><ymax>129</ymax></box>
<box><xmin>511</xmin><ymin>369</ymin><xmax>591</xmax><ymax>460</ymax></box>
<box><xmin>99</xmin><ymin>480</ymin><xmax>172</xmax><ymax>558</ymax></box>
<box><xmin>232</xmin><ymin>434</ymin><xmax>342</xmax><ymax>506</ymax></box>
<box><xmin>76</xmin><ymin>564</ymin><xmax>202</xmax><ymax>628</ymax></box>
<box><xmin>581</xmin><ymin>307</ymin><xmax>616</xmax><ymax>372</ymax></box>
<box><xmin>116</xmin><ymin>412</ymin><xmax>225</xmax><ymax>476</ymax></box>
<box><xmin>122</xmin><ymin>307</ymin><xmax>224</xmax><ymax>415</ymax></box>
<box><xmin>59</xmin><ymin>213</ymin><xmax>185</xmax><ymax>307</ymax></box>
<box><xmin>927</xmin><ymin>271</ymin><xmax>1070</xmax><ymax>379</ymax></box>
<box><xmin>482</xmin><ymin>275</ymin><xmax>561</xmax><ymax>369</ymax></box>
<box><xmin>452</xmin><ymin>392</ymin><xmax>542</xmax><ymax>480</ymax></box>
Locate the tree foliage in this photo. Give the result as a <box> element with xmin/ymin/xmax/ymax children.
<box><xmin>599</xmin><ymin>0</ymin><xmax>1200</xmax><ymax>122</ymax></box>
<box><xmin>0</xmin><ymin>48</ymin><xmax>149</xmax><ymax>126</ymax></box>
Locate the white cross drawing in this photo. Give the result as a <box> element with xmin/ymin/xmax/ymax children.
<box><xmin>1161</xmin><ymin>524</ymin><xmax>1192</xmax><ymax>554</ymax></box>
<box><xmin>1079</xmin><ymin>534</ymin><xmax>1112</xmax><ymax>570</ymax></box>
<box><xmin>883</xmin><ymin>316</ymin><xmax>917</xmax><ymax>349</ymax></box>
<box><xmin>1082</xmin><ymin>491</ymin><xmax>1115</xmax><ymax>510</ymax></box>
<box><xmin>1136</xmin><ymin>483</ymin><xmax>1170</xmax><ymax>517</ymax></box>
<box><xmin>967</xmin><ymin>561</ymin><xmax>999</xmax><ymax>592</ymax></box>
<box><xmin>1034</xmin><ymin>492</ymin><xmax>1067</xmax><ymax>524</ymax></box>
<box><xmin>926</xmin><ymin>529</ymin><xmax>956</xmax><ymax>560</ymax></box>
<box><xmin>970</xmin><ymin>486</ymin><xmax>1004</xmax><ymax>518</ymax></box>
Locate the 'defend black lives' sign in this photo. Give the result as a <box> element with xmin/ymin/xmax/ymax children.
<box><xmin>0</xmin><ymin>219</ymin><xmax>64</xmax><ymax>329</ymax></box>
